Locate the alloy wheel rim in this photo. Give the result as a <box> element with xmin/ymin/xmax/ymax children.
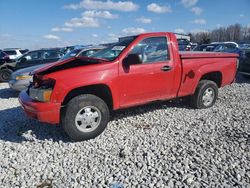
<box><xmin>75</xmin><ymin>106</ymin><xmax>102</xmax><ymax>133</ymax></box>
<box><xmin>202</xmin><ymin>87</ymin><xmax>215</xmax><ymax>107</ymax></box>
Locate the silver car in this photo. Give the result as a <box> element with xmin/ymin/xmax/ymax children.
<box><xmin>8</xmin><ymin>46</ymin><xmax>105</xmax><ymax>91</ymax></box>
<box><xmin>8</xmin><ymin>64</ymin><xmax>45</xmax><ymax>91</ymax></box>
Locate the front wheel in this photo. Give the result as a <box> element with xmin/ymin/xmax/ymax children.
<box><xmin>190</xmin><ymin>80</ymin><xmax>218</xmax><ymax>109</ymax></box>
<box><xmin>0</xmin><ymin>69</ymin><xmax>13</xmax><ymax>82</ymax></box>
<box><xmin>63</xmin><ymin>94</ymin><xmax>110</xmax><ymax>141</ymax></box>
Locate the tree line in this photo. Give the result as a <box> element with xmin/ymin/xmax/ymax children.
<box><xmin>190</xmin><ymin>24</ymin><xmax>250</xmax><ymax>44</ymax></box>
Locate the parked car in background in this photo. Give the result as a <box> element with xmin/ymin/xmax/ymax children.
<box><xmin>193</xmin><ymin>43</ymin><xmax>220</xmax><ymax>52</ymax></box>
<box><xmin>3</xmin><ymin>48</ymin><xmax>28</xmax><ymax>60</ymax></box>
<box><xmin>177</xmin><ymin>39</ymin><xmax>191</xmax><ymax>51</ymax></box>
<box><xmin>60</xmin><ymin>46</ymin><xmax>77</xmax><ymax>54</ymax></box>
<box><xmin>9</xmin><ymin>64</ymin><xmax>45</xmax><ymax>91</ymax></box>
<box><xmin>213</xmin><ymin>42</ymin><xmax>241</xmax><ymax>55</ymax></box>
<box><xmin>238</xmin><ymin>49</ymin><xmax>250</xmax><ymax>78</ymax></box>
<box><xmin>193</xmin><ymin>42</ymin><xmax>242</xmax><ymax>56</ymax></box>
<box><xmin>59</xmin><ymin>46</ymin><xmax>105</xmax><ymax>61</ymax></box>
<box><xmin>193</xmin><ymin>42</ymin><xmax>250</xmax><ymax>76</ymax></box>
<box><xmin>190</xmin><ymin>42</ymin><xmax>198</xmax><ymax>50</ymax></box>
<box><xmin>0</xmin><ymin>49</ymin><xmax>63</xmax><ymax>82</ymax></box>
<box><xmin>60</xmin><ymin>45</ymin><xmax>87</xmax><ymax>55</ymax></box>
<box><xmin>9</xmin><ymin>47</ymin><xmax>104</xmax><ymax>91</ymax></box>
<box><xmin>20</xmin><ymin>49</ymin><xmax>29</xmax><ymax>54</ymax></box>
<box><xmin>0</xmin><ymin>50</ymin><xmax>14</xmax><ymax>82</ymax></box>
<box><xmin>239</xmin><ymin>43</ymin><xmax>250</xmax><ymax>49</ymax></box>
<box><xmin>15</xmin><ymin>49</ymin><xmax>64</xmax><ymax>70</ymax></box>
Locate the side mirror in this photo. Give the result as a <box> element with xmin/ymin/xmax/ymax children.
<box><xmin>123</xmin><ymin>53</ymin><xmax>142</xmax><ymax>67</ymax></box>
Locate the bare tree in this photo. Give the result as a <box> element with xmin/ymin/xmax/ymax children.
<box><xmin>191</xmin><ymin>24</ymin><xmax>250</xmax><ymax>44</ymax></box>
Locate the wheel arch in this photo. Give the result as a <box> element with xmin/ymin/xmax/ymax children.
<box><xmin>199</xmin><ymin>71</ymin><xmax>222</xmax><ymax>88</ymax></box>
<box><xmin>0</xmin><ymin>65</ymin><xmax>14</xmax><ymax>71</ymax></box>
<box><xmin>62</xmin><ymin>84</ymin><xmax>113</xmax><ymax>110</ymax></box>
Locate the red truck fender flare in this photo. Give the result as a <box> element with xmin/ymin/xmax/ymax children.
<box><xmin>60</xmin><ymin>83</ymin><xmax>115</xmax><ymax>110</ymax></box>
<box><xmin>193</xmin><ymin>66</ymin><xmax>223</xmax><ymax>94</ymax></box>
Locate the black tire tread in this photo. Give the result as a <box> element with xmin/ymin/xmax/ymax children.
<box><xmin>63</xmin><ymin>94</ymin><xmax>110</xmax><ymax>141</ymax></box>
<box><xmin>190</xmin><ymin>80</ymin><xmax>218</xmax><ymax>109</ymax></box>
<box><xmin>0</xmin><ymin>69</ymin><xmax>13</xmax><ymax>82</ymax></box>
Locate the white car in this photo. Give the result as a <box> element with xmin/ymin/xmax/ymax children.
<box><xmin>3</xmin><ymin>48</ymin><xmax>28</xmax><ymax>60</ymax></box>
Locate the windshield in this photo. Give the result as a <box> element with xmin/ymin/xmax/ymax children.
<box><xmin>90</xmin><ymin>37</ymin><xmax>137</xmax><ymax>61</ymax></box>
<box><xmin>59</xmin><ymin>49</ymin><xmax>82</xmax><ymax>61</ymax></box>
<box><xmin>214</xmin><ymin>44</ymin><xmax>225</xmax><ymax>52</ymax></box>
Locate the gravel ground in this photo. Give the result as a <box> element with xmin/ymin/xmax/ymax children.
<box><xmin>0</xmin><ymin>76</ymin><xmax>250</xmax><ymax>188</ymax></box>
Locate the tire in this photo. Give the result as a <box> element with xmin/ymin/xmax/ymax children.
<box><xmin>242</xmin><ymin>74</ymin><xmax>250</xmax><ymax>79</ymax></box>
<box><xmin>190</xmin><ymin>80</ymin><xmax>218</xmax><ymax>109</ymax></box>
<box><xmin>63</xmin><ymin>94</ymin><xmax>110</xmax><ymax>141</ymax></box>
<box><xmin>0</xmin><ymin>69</ymin><xmax>13</xmax><ymax>82</ymax></box>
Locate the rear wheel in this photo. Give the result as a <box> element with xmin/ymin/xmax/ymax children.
<box><xmin>63</xmin><ymin>94</ymin><xmax>110</xmax><ymax>141</ymax></box>
<box><xmin>0</xmin><ymin>69</ymin><xmax>13</xmax><ymax>82</ymax></box>
<box><xmin>242</xmin><ymin>74</ymin><xmax>250</xmax><ymax>79</ymax></box>
<box><xmin>190</xmin><ymin>80</ymin><xmax>218</xmax><ymax>109</ymax></box>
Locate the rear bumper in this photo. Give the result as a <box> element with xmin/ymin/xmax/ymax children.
<box><xmin>18</xmin><ymin>90</ymin><xmax>61</xmax><ymax>124</ymax></box>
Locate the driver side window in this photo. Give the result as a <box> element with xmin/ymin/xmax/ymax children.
<box><xmin>129</xmin><ymin>37</ymin><xmax>169</xmax><ymax>64</ymax></box>
<box><xmin>24</xmin><ymin>51</ymin><xmax>42</xmax><ymax>61</ymax></box>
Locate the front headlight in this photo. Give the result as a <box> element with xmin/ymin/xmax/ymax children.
<box><xmin>29</xmin><ymin>87</ymin><xmax>53</xmax><ymax>102</ymax></box>
<box><xmin>29</xmin><ymin>77</ymin><xmax>55</xmax><ymax>102</ymax></box>
<box><xmin>16</xmin><ymin>75</ymin><xmax>32</xmax><ymax>80</ymax></box>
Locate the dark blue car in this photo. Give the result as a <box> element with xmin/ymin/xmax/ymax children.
<box><xmin>193</xmin><ymin>42</ymin><xmax>241</xmax><ymax>54</ymax></box>
<box><xmin>211</xmin><ymin>42</ymin><xmax>250</xmax><ymax>78</ymax></box>
<box><xmin>238</xmin><ymin>49</ymin><xmax>250</xmax><ymax>78</ymax></box>
<box><xmin>213</xmin><ymin>42</ymin><xmax>241</xmax><ymax>55</ymax></box>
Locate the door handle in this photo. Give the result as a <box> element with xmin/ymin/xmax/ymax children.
<box><xmin>161</xmin><ymin>65</ymin><xmax>172</xmax><ymax>71</ymax></box>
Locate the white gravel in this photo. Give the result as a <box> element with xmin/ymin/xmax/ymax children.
<box><xmin>0</xmin><ymin>76</ymin><xmax>250</xmax><ymax>187</ymax></box>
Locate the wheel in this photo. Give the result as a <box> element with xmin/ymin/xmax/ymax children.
<box><xmin>190</xmin><ymin>80</ymin><xmax>218</xmax><ymax>109</ymax></box>
<box><xmin>0</xmin><ymin>69</ymin><xmax>13</xmax><ymax>82</ymax></box>
<box><xmin>63</xmin><ymin>94</ymin><xmax>110</xmax><ymax>141</ymax></box>
<box><xmin>242</xmin><ymin>74</ymin><xmax>250</xmax><ymax>79</ymax></box>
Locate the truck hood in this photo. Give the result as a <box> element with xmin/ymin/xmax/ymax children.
<box><xmin>32</xmin><ymin>56</ymin><xmax>107</xmax><ymax>75</ymax></box>
<box><xmin>180</xmin><ymin>51</ymin><xmax>239</xmax><ymax>59</ymax></box>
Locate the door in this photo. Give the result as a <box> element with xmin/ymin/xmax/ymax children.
<box><xmin>16</xmin><ymin>51</ymin><xmax>42</xmax><ymax>69</ymax></box>
<box><xmin>118</xmin><ymin>36</ymin><xmax>176</xmax><ymax>107</ymax></box>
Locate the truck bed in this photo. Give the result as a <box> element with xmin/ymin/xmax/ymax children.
<box><xmin>177</xmin><ymin>51</ymin><xmax>238</xmax><ymax>98</ymax></box>
<box><xmin>179</xmin><ymin>51</ymin><xmax>239</xmax><ymax>59</ymax></box>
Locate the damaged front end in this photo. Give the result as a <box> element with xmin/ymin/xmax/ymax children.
<box><xmin>28</xmin><ymin>74</ymin><xmax>56</xmax><ymax>102</ymax></box>
<box><xmin>27</xmin><ymin>56</ymin><xmax>105</xmax><ymax>103</ymax></box>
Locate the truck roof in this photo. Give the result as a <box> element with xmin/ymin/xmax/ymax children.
<box><xmin>119</xmin><ymin>32</ymin><xmax>174</xmax><ymax>42</ymax></box>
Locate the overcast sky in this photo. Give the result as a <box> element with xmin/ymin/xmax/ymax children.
<box><xmin>0</xmin><ymin>0</ymin><xmax>249</xmax><ymax>49</ymax></box>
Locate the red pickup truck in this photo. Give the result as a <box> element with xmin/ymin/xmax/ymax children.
<box><xmin>19</xmin><ymin>32</ymin><xmax>238</xmax><ymax>141</ymax></box>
